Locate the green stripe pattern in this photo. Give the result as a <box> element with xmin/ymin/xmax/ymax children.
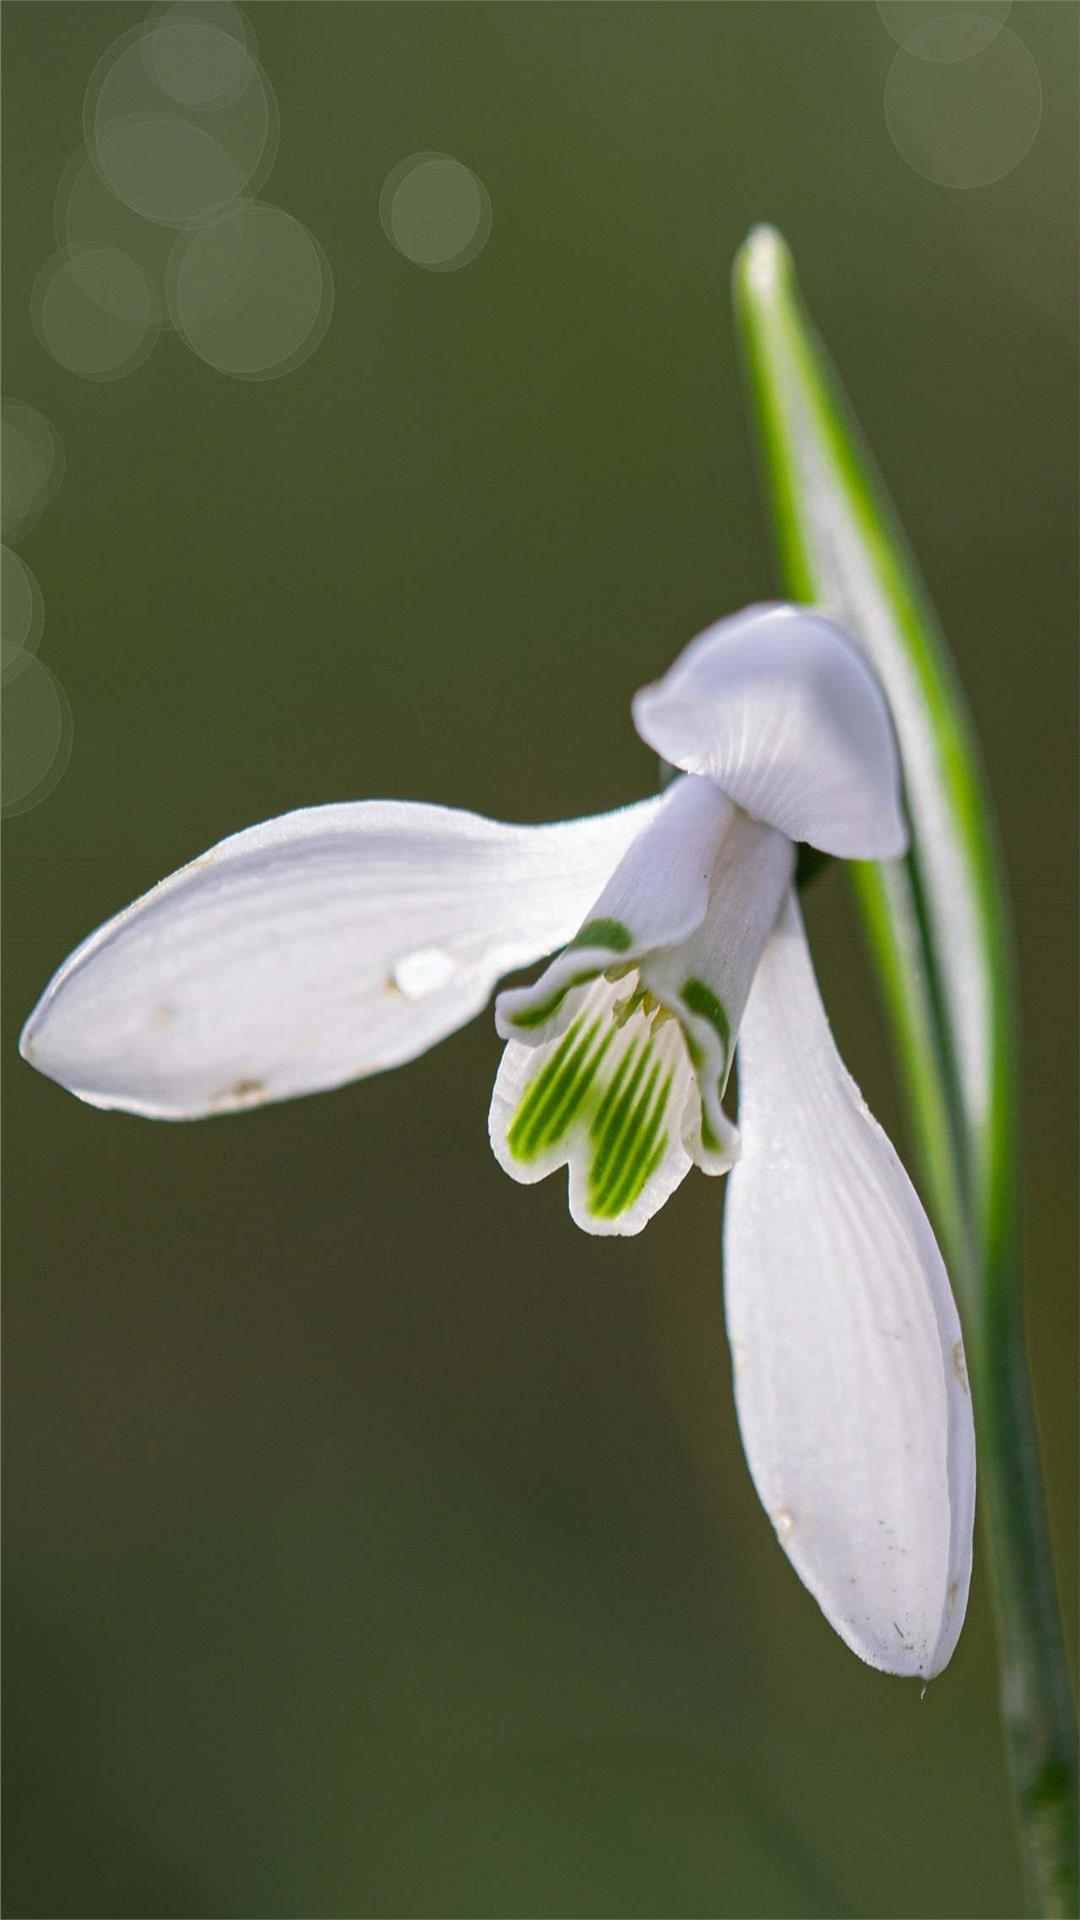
<box><xmin>506</xmin><ymin>1016</ymin><xmax>614</xmax><ymax>1161</ymax></box>
<box><xmin>586</xmin><ymin>1034</ymin><xmax>672</xmax><ymax>1219</ymax></box>
<box><xmin>506</xmin><ymin>1006</ymin><xmax>674</xmax><ymax>1223</ymax></box>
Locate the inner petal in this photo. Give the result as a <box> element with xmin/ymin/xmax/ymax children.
<box><xmin>640</xmin><ymin>809</ymin><xmax>795</xmax><ymax>1167</ymax></box>
<box><xmin>489</xmin><ymin>972</ymin><xmax>704</xmax><ymax>1236</ymax></box>
<box><xmin>489</xmin><ymin>802</ymin><xmax>796</xmax><ymax>1234</ymax></box>
<box><xmin>494</xmin><ymin>776</ymin><xmax>734</xmax><ymax>1048</ymax></box>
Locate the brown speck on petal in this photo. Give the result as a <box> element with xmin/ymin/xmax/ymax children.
<box><xmin>213</xmin><ymin>1078</ymin><xmax>267</xmax><ymax>1107</ymax></box>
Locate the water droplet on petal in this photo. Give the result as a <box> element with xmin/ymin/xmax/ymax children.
<box><xmin>393</xmin><ymin>947</ymin><xmax>456</xmax><ymax>998</ymax></box>
<box><xmin>774</xmin><ymin>1508</ymin><xmax>795</xmax><ymax>1538</ymax></box>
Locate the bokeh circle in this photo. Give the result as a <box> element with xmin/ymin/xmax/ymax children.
<box><xmin>884</xmin><ymin>28</ymin><xmax>1042</xmax><ymax>187</ymax></box>
<box><xmin>876</xmin><ymin>2</ymin><xmax>1012</xmax><ymax>63</ymax></box>
<box><xmin>145</xmin><ymin>0</ymin><xmax>256</xmax><ymax>56</ymax></box>
<box><xmin>56</xmin><ymin>151</ymin><xmax>178</xmax><ymax>284</ymax></box>
<box><xmin>1</xmin><ymin>402</ymin><xmax>64</xmax><ymax>541</ymax></box>
<box><xmin>85</xmin><ymin>19</ymin><xmax>276</xmax><ymax>227</ymax></box>
<box><xmin>2</xmin><ymin>546</ymin><xmax>45</xmax><ymax>675</ymax></box>
<box><xmin>33</xmin><ymin>248</ymin><xmax>161</xmax><ymax>379</ymax></box>
<box><xmin>2</xmin><ymin>653</ymin><xmax>74</xmax><ymax>817</ymax></box>
<box><xmin>142</xmin><ymin>16</ymin><xmax>255</xmax><ymax>109</ymax></box>
<box><xmin>167</xmin><ymin>200</ymin><xmax>333</xmax><ymax>379</ymax></box>
<box><xmin>380</xmin><ymin>153</ymin><xmax>492</xmax><ymax>271</ymax></box>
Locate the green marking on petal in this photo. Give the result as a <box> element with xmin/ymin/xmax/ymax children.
<box><xmin>604</xmin><ymin>1071</ymin><xmax>669</xmax><ymax>1217</ymax></box>
<box><xmin>588</xmin><ymin>1045</ymin><xmax>672</xmax><ymax>1220</ymax></box>
<box><xmin>508</xmin><ymin>969</ymin><xmax>597</xmax><ymax>1029</ymax></box>
<box><xmin>588</xmin><ymin>1039</ymin><xmax>651</xmax><ymax>1194</ymax></box>
<box><xmin>537</xmin><ymin>1023</ymin><xmax>613</xmax><ymax>1152</ymax></box>
<box><xmin>681</xmin><ymin>977</ymin><xmax>731</xmax><ymax>1059</ymax></box>
<box><xmin>503</xmin><ymin>971</ymin><xmax>694</xmax><ymax>1222</ymax></box>
<box><xmin>506</xmin><ymin>1017</ymin><xmax>583</xmax><ymax>1157</ymax></box>
<box><xmin>586</xmin><ymin>1036</ymin><xmax>638</xmax><ymax>1142</ymax></box>
<box><xmin>507</xmin><ymin>1016</ymin><xmax>613</xmax><ymax>1162</ymax></box>
<box><xmin>567</xmin><ymin>917</ymin><xmax>633</xmax><ymax>953</ymax></box>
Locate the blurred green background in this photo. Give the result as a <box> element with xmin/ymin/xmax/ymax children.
<box><xmin>4</xmin><ymin>4</ymin><xmax>1076</xmax><ymax>1915</ymax></box>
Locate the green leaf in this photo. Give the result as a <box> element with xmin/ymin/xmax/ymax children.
<box><xmin>733</xmin><ymin>224</ymin><xmax>1008</xmax><ymax>1282</ymax></box>
<box><xmin>732</xmin><ymin>224</ymin><xmax>1075</xmax><ymax>1920</ymax></box>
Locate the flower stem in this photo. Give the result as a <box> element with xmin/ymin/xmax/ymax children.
<box><xmin>732</xmin><ymin>224</ymin><xmax>1077</xmax><ymax>1917</ymax></box>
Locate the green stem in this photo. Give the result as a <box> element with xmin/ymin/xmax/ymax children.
<box><xmin>732</xmin><ymin>225</ymin><xmax>1076</xmax><ymax>1917</ymax></box>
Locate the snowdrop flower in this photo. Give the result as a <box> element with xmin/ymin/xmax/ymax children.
<box><xmin>20</xmin><ymin>602</ymin><xmax>974</xmax><ymax>1678</ymax></box>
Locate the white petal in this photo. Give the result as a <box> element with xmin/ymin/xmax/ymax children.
<box><xmin>723</xmin><ymin>891</ymin><xmax>975</xmax><ymax>1678</ymax></box>
<box><xmin>489</xmin><ymin>972</ymin><xmax>696</xmax><ymax>1237</ymax></box>
<box><xmin>20</xmin><ymin>796</ymin><xmax>661</xmax><ymax>1119</ymax></box>
<box><xmin>491</xmin><ymin>783</ymin><xmax>794</xmax><ymax>1217</ymax></box>
<box><xmin>632</xmin><ymin>604</ymin><xmax>908</xmax><ymax>859</ymax></box>
<box><xmin>495</xmin><ymin>776</ymin><xmax>733</xmax><ymax>1044</ymax></box>
<box><xmin>638</xmin><ymin>807</ymin><xmax>793</xmax><ymax>1170</ymax></box>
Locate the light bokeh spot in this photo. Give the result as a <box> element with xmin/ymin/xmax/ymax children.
<box><xmin>147</xmin><ymin>0</ymin><xmax>256</xmax><ymax>54</ymax></box>
<box><xmin>94</xmin><ymin>114</ymin><xmax>249</xmax><ymax>229</ymax></box>
<box><xmin>2</xmin><ymin>654</ymin><xmax>74</xmax><ymax>817</ymax></box>
<box><xmin>87</xmin><ymin>20</ymin><xmax>275</xmax><ymax>227</ymax></box>
<box><xmin>876</xmin><ymin>1</ymin><xmax>1011</xmax><ymax>63</ymax></box>
<box><xmin>57</xmin><ymin>152</ymin><xmax>178</xmax><ymax>283</ymax></box>
<box><xmin>884</xmin><ymin>29</ymin><xmax>1042</xmax><ymax>188</ymax></box>
<box><xmin>143</xmin><ymin>17</ymin><xmax>255</xmax><ymax>108</ymax></box>
<box><xmin>1</xmin><ymin>402</ymin><xmax>64</xmax><ymax>541</ymax></box>
<box><xmin>380</xmin><ymin>153</ymin><xmax>492</xmax><ymax>271</ymax></box>
<box><xmin>167</xmin><ymin>200</ymin><xmax>333</xmax><ymax>378</ymax></box>
<box><xmin>33</xmin><ymin>248</ymin><xmax>160</xmax><ymax>380</ymax></box>
<box><xmin>2</xmin><ymin>547</ymin><xmax>45</xmax><ymax>674</ymax></box>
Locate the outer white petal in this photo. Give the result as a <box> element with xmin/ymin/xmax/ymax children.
<box><xmin>632</xmin><ymin>603</ymin><xmax>908</xmax><ymax>859</ymax></box>
<box><xmin>723</xmin><ymin>891</ymin><xmax>975</xmax><ymax>1678</ymax></box>
<box><xmin>20</xmin><ymin>796</ymin><xmax>661</xmax><ymax>1119</ymax></box>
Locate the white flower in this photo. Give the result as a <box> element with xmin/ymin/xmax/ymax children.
<box><xmin>20</xmin><ymin>602</ymin><xmax>975</xmax><ymax>1679</ymax></box>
